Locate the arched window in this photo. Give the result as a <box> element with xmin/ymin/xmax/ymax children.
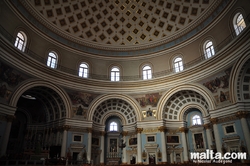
<box><xmin>204</xmin><ymin>41</ymin><xmax>215</xmax><ymax>59</ymax></box>
<box><xmin>142</xmin><ymin>65</ymin><xmax>152</xmax><ymax>80</ymax></box>
<box><xmin>234</xmin><ymin>13</ymin><xmax>246</xmax><ymax>36</ymax></box>
<box><xmin>14</xmin><ymin>31</ymin><xmax>27</xmax><ymax>52</ymax></box>
<box><xmin>110</xmin><ymin>122</ymin><xmax>118</xmax><ymax>131</ymax></box>
<box><xmin>174</xmin><ymin>57</ymin><xmax>183</xmax><ymax>72</ymax></box>
<box><xmin>47</xmin><ymin>51</ymin><xmax>58</xmax><ymax>69</ymax></box>
<box><xmin>79</xmin><ymin>62</ymin><xmax>89</xmax><ymax>78</ymax></box>
<box><xmin>111</xmin><ymin>67</ymin><xmax>120</xmax><ymax>81</ymax></box>
<box><xmin>192</xmin><ymin>115</ymin><xmax>202</xmax><ymax>125</ymax></box>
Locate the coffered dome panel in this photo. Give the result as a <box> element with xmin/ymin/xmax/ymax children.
<box><xmin>27</xmin><ymin>0</ymin><xmax>215</xmax><ymax>49</ymax></box>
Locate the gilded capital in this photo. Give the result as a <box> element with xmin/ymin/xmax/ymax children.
<box><xmin>236</xmin><ymin>111</ymin><xmax>249</xmax><ymax>119</ymax></box>
<box><xmin>158</xmin><ymin>126</ymin><xmax>167</xmax><ymax>132</ymax></box>
<box><xmin>122</xmin><ymin>131</ymin><xmax>128</xmax><ymax>136</ymax></box>
<box><xmin>136</xmin><ymin>128</ymin><xmax>143</xmax><ymax>134</ymax></box>
<box><xmin>100</xmin><ymin>131</ymin><xmax>106</xmax><ymax>136</ymax></box>
<box><xmin>203</xmin><ymin>123</ymin><xmax>211</xmax><ymax>129</ymax></box>
<box><xmin>87</xmin><ymin>127</ymin><xmax>93</xmax><ymax>133</ymax></box>
<box><xmin>179</xmin><ymin>127</ymin><xmax>188</xmax><ymax>133</ymax></box>
<box><xmin>210</xmin><ymin>118</ymin><xmax>219</xmax><ymax>124</ymax></box>
<box><xmin>62</xmin><ymin>125</ymin><xmax>70</xmax><ymax>131</ymax></box>
<box><xmin>6</xmin><ymin>115</ymin><xmax>15</xmax><ymax>122</ymax></box>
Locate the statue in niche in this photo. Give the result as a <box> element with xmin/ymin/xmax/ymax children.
<box><xmin>146</xmin><ymin>108</ymin><xmax>153</xmax><ymax>117</ymax></box>
<box><xmin>76</xmin><ymin>105</ymin><xmax>83</xmax><ymax>115</ymax></box>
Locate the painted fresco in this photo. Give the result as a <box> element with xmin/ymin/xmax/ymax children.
<box><xmin>0</xmin><ymin>61</ymin><xmax>26</xmax><ymax>101</ymax></box>
<box><xmin>68</xmin><ymin>91</ymin><xmax>99</xmax><ymax>118</ymax></box>
<box><xmin>135</xmin><ymin>93</ymin><xmax>161</xmax><ymax>107</ymax></box>
<box><xmin>201</xmin><ymin>68</ymin><xmax>231</xmax><ymax>104</ymax></box>
<box><xmin>68</xmin><ymin>92</ymin><xmax>98</xmax><ymax>107</ymax></box>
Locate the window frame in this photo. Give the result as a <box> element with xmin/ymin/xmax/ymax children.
<box><xmin>192</xmin><ymin>114</ymin><xmax>202</xmax><ymax>125</ymax></box>
<box><xmin>47</xmin><ymin>51</ymin><xmax>58</xmax><ymax>69</ymax></box>
<box><xmin>234</xmin><ymin>13</ymin><xmax>246</xmax><ymax>36</ymax></box>
<box><xmin>110</xmin><ymin>66</ymin><xmax>120</xmax><ymax>81</ymax></box>
<box><xmin>110</xmin><ymin>121</ymin><xmax>118</xmax><ymax>131</ymax></box>
<box><xmin>14</xmin><ymin>31</ymin><xmax>27</xmax><ymax>52</ymax></box>
<box><xmin>79</xmin><ymin>62</ymin><xmax>89</xmax><ymax>78</ymax></box>
<box><xmin>142</xmin><ymin>65</ymin><xmax>152</xmax><ymax>80</ymax></box>
<box><xmin>204</xmin><ymin>40</ymin><xmax>215</xmax><ymax>59</ymax></box>
<box><xmin>173</xmin><ymin>57</ymin><xmax>184</xmax><ymax>73</ymax></box>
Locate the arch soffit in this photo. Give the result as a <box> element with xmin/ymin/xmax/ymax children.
<box><xmin>230</xmin><ymin>49</ymin><xmax>250</xmax><ymax>103</ymax></box>
<box><xmin>101</xmin><ymin>111</ymin><xmax>126</xmax><ymax>126</ymax></box>
<box><xmin>179</xmin><ymin>104</ymin><xmax>208</xmax><ymax>122</ymax></box>
<box><xmin>9</xmin><ymin>78</ymin><xmax>72</xmax><ymax>118</ymax></box>
<box><xmin>157</xmin><ymin>83</ymin><xmax>216</xmax><ymax>119</ymax></box>
<box><xmin>87</xmin><ymin>93</ymin><xmax>142</xmax><ymax>122</ymax></box>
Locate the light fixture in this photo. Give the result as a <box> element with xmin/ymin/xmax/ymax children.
<box><xmin>21</xmin><ymin>94</ymin><xmax>36</xmax><ymax>100</ymax></box>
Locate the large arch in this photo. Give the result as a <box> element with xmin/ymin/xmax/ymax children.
<box><xmin>157</xmin><ymin>83</ymin><xmax>216</xmax><ymax>120</ymax></box>
<box><xmin>9</xmin><ymin>78</ymin><xmax>72</xmax><ymax>119</ymax></box>
<box><xmin>230</xmin><ymin>49</ymin><xmax>250</xmax><ymax>103</ymax></box>
<box><xmin>87</xmin><ymin>94</ymin><xmax>142</xmax><ymax>124</ymax></box>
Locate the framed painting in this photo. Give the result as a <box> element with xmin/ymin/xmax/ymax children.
<box><xmin>166</xmin><ymin>135</ymin><xmax>180</xmax><ymax>144</ymax></box>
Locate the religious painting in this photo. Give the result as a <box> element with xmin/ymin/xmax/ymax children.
<box><xmin>166</xmin><ymin>135</ymin><xmax>179</xmax><ymax>144</ymax></box>
<box><xmin>200</xmin><ymin>67</ymin><xmax>232</xmax><ymax>104</ymax></box>
<box><xmin>135</xmin><ymin>93</ymin><xmax>162</xmax><ymax>107</ymax></box>
<box><xmin>243</xmin><ymin>93</ymin><xmax>250</xmax><ymax>99</ymax></box>
<box><xmin>0</xmin><ymin>62</ymin><xmax>27</xmax><ymax>102</ymax></box>
<box><xmin>223</xmin><ymin>123</ymin><xmax>236</xmax><ymax>135</ymax></box>
<box><xmin>92</xmin><ymin>137</ymin><xmax>99</xmax><ymax>146</ymax></box>
<box><xmin>73</xmin><ymin>135</ymin><xmax>82</xmax><ymax>142</ymax></box>
<box><xmin>147</xmin><ymin>136</ymin><xmax>155</xmax><ymax>142</ymax></box>
<box><xmin>129</xmin><ymin>137</ymin><xmax>137</xmax><ymax>145</ymax></box>
<box><xmin>194</xmin><ymin>133</ymin><xmax>204</xmax><ymax>149</ymax></box>
<box><xmin>68</xmin><ymin>91</ymin><xmax>98</xmax><ymax>107</ymax></box>
<box><xmin>109</xmin><ymin>138</ymin><xmax>118</xmax><ymax>152</ymax></box>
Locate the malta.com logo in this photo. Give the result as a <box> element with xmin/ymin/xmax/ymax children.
<box><xmin>190</xmin><ymin>150</ymin><xmax>247</xmax><ymax>164</ymax></box>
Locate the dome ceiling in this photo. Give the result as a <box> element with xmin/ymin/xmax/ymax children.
<box><xmin>30</xmin><ymin>0</ymin><xmax>212</xmax><ymax>46</ymax></box>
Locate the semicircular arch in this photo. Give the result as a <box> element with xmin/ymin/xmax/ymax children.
<box><xmin>157</xmin><ymin>83</ymin><xmax>215</xmax><ymax>120</ymax></box>
<box><xmin>87</xmin><ymin>94</ymin><xmax>142</xmax><ymax>124</ymax></box>
<box><xmin>9</xmin><ymin>78</ymin><xmax>72</xmax><ymax>118</ymax></box>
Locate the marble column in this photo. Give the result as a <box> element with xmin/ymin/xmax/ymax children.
<box><xmin>236</xmin><ymin>111</ymin><xmax>250</xmax><ymax>156</ymax></box>
<box><xmin>179</xmin><ymin>127</ymin><xmax>188</xmax><ymax>162</ymax></box>
<box><xmin>136</xmin><ymin>128</ymin><xmax>143</xmax><ymax>164</ymax></box>
<box><xmin>158</xmin><ymin>126</ymin><xmax>167</xmax><ymax>164</ymax></box>
<box><xmin>0</xmin><ymin>115</ymin><xmax>15</xmax><ymax>157</ymax></box>
<box><xmin>60</xmin><ymin>125</ymin><xmax>70</xmax><ymax>157</ymax></box>
<box><xmin>204</xmin><ymin>123</ymin><xmax>213</xmax><ymax>150</ymax></box>
<box><xmin>122</xmin><ymin>131</ymin><xmax>128</xmax><ymax>164</ymax></box>
<box><xmin>100</xmin><ymin>131</ymin><xmax>105</xmax><ymax>166</ymax></box>
<box><xmin>170</xmin><ymin>151</ymin><xmax>174</xmax><ymax>163</ymax></box>
<box><xmin>210</xmin><ymin>118</ymin><xmax>222</xmax><ymax>153</ymax></box>
<box><xmin>87</xmin><ymin>128</ymin><xmax>92</xmax><ymax>163</ymax></box>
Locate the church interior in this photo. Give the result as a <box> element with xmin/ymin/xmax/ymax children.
<box><xmin>0</xmin><ymin>0</ymin><xmax>250</xmax><ymax>165</ymax></box>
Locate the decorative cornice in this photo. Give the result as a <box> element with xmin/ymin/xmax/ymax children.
<box><xmin>235</xmin><ymin>111</ymin><xmax>249</xmax><ymax>119</ymax></box>
<box><xmin>142</xmin><ymin>128</ymin><xmax>158</xmax><ymax>133</ymax></box>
